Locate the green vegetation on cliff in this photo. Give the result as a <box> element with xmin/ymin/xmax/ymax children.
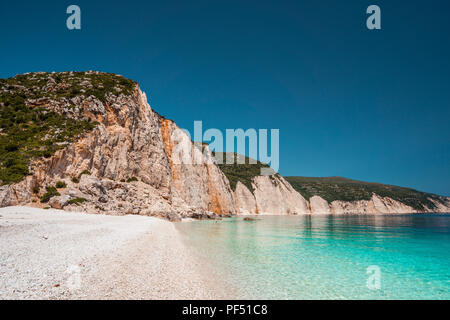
<box><xmin>0</xmin><ymin>71</ymin><xmax>135</xmax><ymax>102</ymax></box>
<box><xmin>213</xmin><ymin>152</ymin><xmax>272</xmax><ymax>191</ymax></box>
<box><xmin>40</xmin><ymin>186</ymin><xmax>60</xmax><ymax>203</ymax></box>
<box><xmin>0</xmin><ymin>71</ymin><xmax>136</xmax><ymax>185</ymax></box>
<box><xmin>285</xmin><ymin>176</ymin><xmax>445</xmax><ymax>211</ymax></box>
<box><xmin>213</xmin><ymin>151</ymin><xmax>447</xmax><ymax>211</ymax></box>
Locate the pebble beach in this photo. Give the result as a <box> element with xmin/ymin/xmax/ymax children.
<box><xmin>0</xmin><ymin>206</ymin><xmax>229</xmax><ymax>299</ymax></box>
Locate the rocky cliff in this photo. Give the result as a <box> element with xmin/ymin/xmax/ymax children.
<box><xmin>234</xmin><ymin>175</ymin><xmax>309</xmax><ymax>215</ymax></box>
<box><xmin>285</xmin><ymin>176</ymin><xmax>450</xmax><ymax>214</ymax></box>
<box><xmin>159</xmin><ymin>118</ymin><xmax>235</xmax><ymax>215</ymax></box>
<box><xmin>1</xmin><ymin>72</ymin><xmax>449</xmax><ymax>219</ymax></box>
<box><xmin>0</xmin><ymin>72</ymin><xmax>235</xmax><ymax>220</ymax></box>
<box><xmin>233</xmin><ymin>177</ymin><xmax>450</xmax><ymax>215</ymax></box>
<box><xmin>217</xmin><ymin>153</ymin><xmax>450</xmax><ymax>215</ymax></box>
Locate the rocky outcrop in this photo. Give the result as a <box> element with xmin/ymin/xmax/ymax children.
<box><xmin>0</xmin><ymin>177</ymin><xmax>35</xmax><ymax>207</ymax></box>
<box><xmin>159</xmin><ymin>119</ymin><xmax>235</xmax><ymax>215</ymax></box>
<box><xmin>48</xmin><ymin>195</ymin><xmax>71</xmax><ymax>209</ymax></box>
<box><xmin>328</xmin><ymin>194</ymin><xmax>417</xmax><ymax>214</ymax></box>
<box><xmin>0</xmin><ymin>86</ymin><xmax>236</xmax><ymax>220</ymax></box>
<box><xmin>234</xmin><ymin>179</ymin><xmax>450</xmax><ymax>215</ymax></box>
<box><xmin>309</xmin><ymin>196</ymin><xmax>331</xmax><ymax>214</ymax></box>
<box><xmin>234</xmin><ymin>182</ymin><xmax>258</xmax><ymax>214</ymax></box>
<box><xmin>234</xmin><ymin>175</ymin><xmax>309</xmax><ymax>215</ymax></box>
<box><xmin>426</xmin><ymin>197</ymin><xmax>450</xmax><ymax>213</ymax></box>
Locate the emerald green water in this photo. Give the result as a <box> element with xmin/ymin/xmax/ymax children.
<box><xmin>176</xmin><ymin>214</ymin><xmax>450</xmax><ymax>299</ymax></box>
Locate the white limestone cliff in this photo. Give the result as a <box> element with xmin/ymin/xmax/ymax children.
<box><xmin>159</xmin><ymin>117</ymin><xmax>235</xmax><ymax>215</ymax></box>
<box><xmin>0</xmin><ymin>87</ymin><xmax>235</xmax><ymax>220</ymax></box>
<box><xmin>1</xmin><ymin>79</ymin><xmax>449</xmax><ymax>219</ymax></box>
<box><xmin>234</xmin><ymin>181</ymin><xmax>258</xmax><ymax>215</ymax></box>
<box><xmin>234</xmin><ymin>175</ymin><xmax>309</xmax><ymax>215</ymax></box>
<box><xmin>309</xmin><ymin>196</ymin><xmax>331</xmax><ymax>214</ymax></box>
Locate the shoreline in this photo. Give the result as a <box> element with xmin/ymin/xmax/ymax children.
<box><xmin>0</xmin><ymin>206</ymin><xmax>231</xmax><ymax>299</ymax></box>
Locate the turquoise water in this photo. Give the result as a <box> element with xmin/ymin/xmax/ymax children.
<box><xmin>176</xmin><ymin>214</ymin><xmax>450</xmax><ymax>299</ymax></box>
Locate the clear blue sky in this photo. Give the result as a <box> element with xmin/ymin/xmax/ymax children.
<box><xmin>0</xmin><ymin>0</ymin><xmax>449</xmax><ymax>196</ymax></box>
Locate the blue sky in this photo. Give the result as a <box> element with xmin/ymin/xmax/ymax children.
<box><xmin>0</xmin><ymin>0</ymin><xmax>449</xmax><ymax>195</ymax></box>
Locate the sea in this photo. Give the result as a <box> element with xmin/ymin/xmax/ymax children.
<box><xmin>176</xmin><ymin>214</ymin><xmax>450</xmax><ymax>299</ymax></box>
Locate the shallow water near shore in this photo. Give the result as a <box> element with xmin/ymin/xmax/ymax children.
<box><xmin>176</xmin><ymin>214</ymin><xmax>450</xmax><ymax>299</ymax></box>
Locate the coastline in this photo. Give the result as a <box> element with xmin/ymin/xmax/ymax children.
<box><xmin>0</xmin><ymin>206</ymin><xmax>230</xmax><ymax>299</ymax></box>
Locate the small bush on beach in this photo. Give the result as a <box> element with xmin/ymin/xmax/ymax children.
<box><xmin>40</xmin><ymin>186</ymin><xmax>60</xmax><ymax>203</ymax></box>
<box><xmin>68</xmin><ymin>197</ymin><xmax>86</xmax><ymax>206</ymax></box>
<box><xmin>71</xmin><ymin>177</ymin><xmax>79</xmax><ymax>183</ymax></box>
<box><xmin>126</xmin><ymin>176</ymin><xmax>138</xmax><ymax>183</ymax></box>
